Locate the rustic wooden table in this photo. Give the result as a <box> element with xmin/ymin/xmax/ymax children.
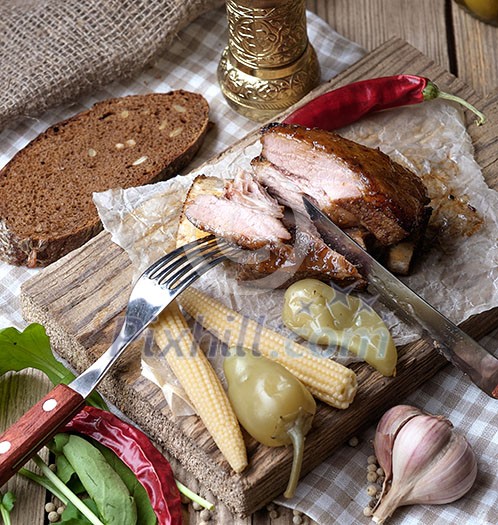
<box><xmin>1</xmin><ymin>1</ymin><xmax>497</xmax><ymax>524</ymax></box>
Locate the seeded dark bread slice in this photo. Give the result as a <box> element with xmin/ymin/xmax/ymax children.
<box><xmin>0</xmin><ymin>90</ymin><xmax>210</xmax><ymax>267</ymax></box>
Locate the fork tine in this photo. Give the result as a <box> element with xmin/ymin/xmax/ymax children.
<box><xmin>170</xmin><ymin>252</ymin><xmax>233</xmax><ymax>295</ymax></box>
<box><xmin>145</xmin><ymin>235</ymin><xmax>223</xmax><ymax>280</ymax></box>
<box><xmin>65</xmin><ymin>236</ymin><xmax>239</xmax><ymax>405</ymax></box>
<box><xmin>152</xmin><ymin>238</ymin><xmax>230</xmax><ymax>284</ymax></box>
<box><xmin>157</xmin><ymin>244</ymin><xmax>239</xmax><ymax>288</ymax></box>
<box><xmin>144</xmin><ymin>235</ymin><xmax>217</xmax><ymax>278</ymax></box>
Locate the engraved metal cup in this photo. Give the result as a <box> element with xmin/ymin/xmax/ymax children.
<box><xmin>218</xmin><ymin>0</ymin><xmax>321</xmax><ymax>122</ymax></box>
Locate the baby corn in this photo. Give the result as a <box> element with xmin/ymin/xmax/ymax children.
<box><xmin>153</xmin><ymin>302</ymin><xmax>248</xmax><ymax>473</ymax></box>
<box><xmin>179</xmin><ymin>288</ymin><xmax>358</xmax><ymax>409</ymax></box>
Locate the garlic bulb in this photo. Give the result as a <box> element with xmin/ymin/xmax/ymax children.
<box><xmin>372</xmin><ymin>405</ymin><xmax>477</xmax><ymax>524</ymax></box>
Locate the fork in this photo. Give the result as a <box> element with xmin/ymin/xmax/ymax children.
<box><xmin>0</xmin><ymin>234</ymin><xmax>237</xmax><ymax>486</ymax></box>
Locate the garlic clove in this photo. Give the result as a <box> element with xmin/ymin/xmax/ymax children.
<box><xmin>374</xmin><ymin>405</ymin><xmax>423</xmax><ymax>483</ymax></box>
<box><xmin>390</xmin><ymin>414</ymin><xmax>454</xmax><ymax>482</ymax></box>
<box><xmin>401</xmin><ymin>431</ymin><xmax>477</xmax><ymax>505</ymax></box>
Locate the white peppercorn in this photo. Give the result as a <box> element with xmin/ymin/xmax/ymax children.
<box><xmin>367</xmin><ymin>484</ymin><xmax>378</xmax><ymax>497</ymax></box>
<box><xmin>367</xmin><ymin>471</ymin><xmax>378</xmax><ymax>483</ymax></box>
<box><xmin>348</xmin><ymin>436</ymin><xmax>359</xmax><ymax>447</ymax></box>
<box><xmin>45</xmin><ymin>503</ymin><xmax>56</xmax><ymax>513</ymax></box>
<box><xmin>363</xmin><ymin>506</ymin><xmax>373</xmax><ymax>517</ymax></box>
<box><xmin>199</xmin><ymin>509</ymin><xmax>211</xmax><ymax>521</ymax></box>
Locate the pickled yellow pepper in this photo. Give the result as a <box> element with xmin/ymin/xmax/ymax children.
<box><xmin>282</xmin><ymin>279</ymin><xmax>397</xmax><ymax>376</ymax></box>
<box><xmin>224</xmin><ymin>349</ymin><xmax>316</xmax><ymax>499</ymax></box>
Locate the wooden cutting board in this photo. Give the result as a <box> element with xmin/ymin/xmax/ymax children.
<box><xmin>19</xmin><ymin>38</ymin><xmax>498</xmax><ymax>516</ymax></box>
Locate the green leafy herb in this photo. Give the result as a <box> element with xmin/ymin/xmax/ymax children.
<box><xmin>55</xmin><ymin>454</ymin><xmax>86</xmax><ymax>494</ymax></box>
<box><xmin>175</xmin><ymin>479</ymin><xmax>214</xmax><ymax>510</ymax></box>
<box><xmin>48</xmin><ymin>435</ymin><xmax>87</xmax><ymax>495</ymax></box>
<box><xmin>61</xmin><ymin>434</ymin><xmax>138</xmax><ymax>525</ymax></box>
<box><xmin>0</xmin><ymin>323</ymin><xmax>107</xmax><ymax>410</ymax></box>
<box><xmin>93</xmin><ymin>440</ymin><xmax>157</xmax><ymax>524</ymax></box>
<box><xmin>59</xmin><ymin>499</ymin><xmax>100</xmax><ymax>525</ymax></box>
<box><xmin>48</xmin><ymin>433</ymin><xmax>156</xmax><ymax>523</ymax></box>
<box><xmin>0</xmin><ymin>492</ymin><xmax>15</xmax><ymax>525</ymax></box>
<box><xmin>18</xmin><ymin>468</ymin><xmax>69</xmax><ymax>506</ymax></box>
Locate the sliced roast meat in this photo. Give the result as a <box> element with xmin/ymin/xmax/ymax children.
<box><xmin>250</xmin><ymin>157</ymin><xmax>306</xmax><ymax>217</ymax></box>
<box><xmin>259</xmin><ymin>123</ymin><xmax>430</xmax><ymax>245</ymax></box>
<box><xmin>183</xmin><ymin>172</ymin><xmax>367</xmax><ymax>288</ymax></box>
<box><xmin>184</xmin><ymin>172</ymin><xmax>291</xmax><ymax>250</ymax></box>
<box><xmin>251</xmin><ymin>156</ymin><xmax>359</xmax><ymax>228</ymax></box>
<box><xmin>343</xmin><ymin>226</ymin><xmax>374</xmax><ymax>251</ymax></box>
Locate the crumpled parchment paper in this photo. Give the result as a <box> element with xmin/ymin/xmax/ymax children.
<box><xmin>94</xmin><ymin>98</ymin><xmax>498</xmax><ymax>412</ymax></box>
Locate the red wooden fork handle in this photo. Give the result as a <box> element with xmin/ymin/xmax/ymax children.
<box><xmin>0</xmin><ymin>383</ymin><xmax>85</xmax><ymax>486</ymax></box>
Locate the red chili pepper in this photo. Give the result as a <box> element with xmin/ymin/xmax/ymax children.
<box><xmin>63</xmin><ymin>406</ymin><xmax>182</xmax><ymax>525</ymax></box>
<box><xmin>283</xmin><ymin>74</ymin><xmax>486</xmax><ymax>129</ymax></box>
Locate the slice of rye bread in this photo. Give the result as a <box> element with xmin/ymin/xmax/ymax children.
<box><xmin>0</xmin><ymin>90</ymin><xmax>210</xmax><ymax>267</ymax></box>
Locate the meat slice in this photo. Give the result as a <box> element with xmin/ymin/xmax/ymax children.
<box><xmin>251</xmin><ymin>156</ymin><xmax>359</xmax><ymax>228</ymax></box>
<box><xmin>259</xmin><ymin>123</ymin><xmax>430</xmax><ymax>245</ymax></box>
<box><xmin>177</xmin><ymin>175</ymin><xmax>224</xmax><ymax>247</ymax></box>
<box><xmin>343</xmin><ymin>226</ymin><xmax>374</xmax><ymax>251</ymax></box>
<box><xmin>184</xmin><ymin>173</ymin><xmax>291</xmax><ymax>250</ymax></box>
<box><xmin>183</xmin><ymin>172</ymin><xmax>367</xmax><ymax>288</ymax></box>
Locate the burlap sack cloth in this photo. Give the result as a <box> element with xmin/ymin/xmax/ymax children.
<box><xmin>0</xmin><ymin>0</ymin><xmax>224</xmax><ymax>131</ymax></box>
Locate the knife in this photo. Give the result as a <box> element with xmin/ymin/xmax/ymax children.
<box><xmin>303</xmin><ymin>196</ymin><xmax>498</xmax><ymax>398</ymax></box>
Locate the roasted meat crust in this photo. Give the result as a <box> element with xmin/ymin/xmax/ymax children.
<box><xmin>259</xmin><ymin>123</ymin><xmax>430</xmax><ymax>245</ymax></box>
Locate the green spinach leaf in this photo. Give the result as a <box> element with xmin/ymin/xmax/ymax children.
<box><xmin>55</xmin><ymin>454</ymin><xmax>86</xmax><ymax>495</ymax></box>
<box><xmin>0</xmin><ymin>324</ymin><xmax>107</xmax><ymax>410</ymax></box>
<box><xmin>0</xmin><ymin>324</ymin><xmax>71</xmax><ymax>383</ymax></box>
<box><xmin>62</xmin><ymin>434</ymin><xmax>137</xmax><ymax>525</ymax></box>
<box><xmin>48</xmin><ymin>435</ymin><xmax>86</xmax><ymax>495</ymax></box>
<box><xmin>59</xmin><ymin>499</ymin><xmax>101</xmax><ymax>525</ymax></box>
<box><xmin>50</xmin><ymin>433</ymin><xmax>156</xmax><ymax>523</ymax></box>
<box><xmin>93</xmin><ymin>440</ymin><xmax>157</xmax><ymax>524</ymax></box>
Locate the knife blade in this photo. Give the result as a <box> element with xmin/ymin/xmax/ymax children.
<box><xmin>303</xmin><ymin>196</ymin><xmax>498</xmax><ymax>398</ymax></box>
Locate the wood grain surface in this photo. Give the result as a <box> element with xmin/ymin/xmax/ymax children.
<box><xmin>0</xmin><ymin>372</ymin><xmax>51</xmax><ymax>524</ymax></box>
<box><xmin>306</xmin><ymin>0</ymin><xmax>498</xmax><ymax>92</ymax></box>
<box><xmin>307</xmin><ymin>0</ymin><xmax>450</xmax><ymax>70</ymax></box>
<box><xmin>18</xmin><ymin>38</ymin><xmax>498</xmax><ymax>519</ymax></box>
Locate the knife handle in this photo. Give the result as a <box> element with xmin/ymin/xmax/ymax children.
<box><xmin>0</xmin><ymin>383</ymin><xmax>85</xmax><ymax>486</ymax></box>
